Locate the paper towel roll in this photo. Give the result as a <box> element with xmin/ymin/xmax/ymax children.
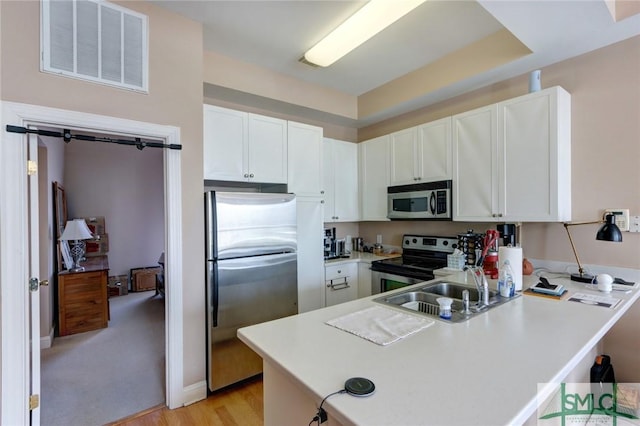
<box><xmin>498</xmin><ymin>246</ymin><xmax>523</xmax><ymax>291</ymax></box>
<box><xmin>345</xmin><ymin>235</ymin><xmax>352</xmax><ymax>252</ymax></box>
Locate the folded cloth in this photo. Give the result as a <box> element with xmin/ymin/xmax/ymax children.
<box><xmin>326</xmin><ymin>305</ymin><xmax>434</xmax><ymax>346</ymax></box>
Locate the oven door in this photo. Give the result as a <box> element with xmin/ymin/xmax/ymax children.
<box><xmin>371</xmin><ymin>271</ymin><xmax>423</xmax><ymax>295</ymax></box>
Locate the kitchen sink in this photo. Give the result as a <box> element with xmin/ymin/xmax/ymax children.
<box><xmin>373</xmin><ymin>280</ymin><xmax>517</xmax><ymax>323</ymax></box>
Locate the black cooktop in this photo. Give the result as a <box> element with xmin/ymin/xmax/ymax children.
<box><xmin>370</xmin><ymin>235</ymin><xmax>458</xmax><ymax>278</ymax></box>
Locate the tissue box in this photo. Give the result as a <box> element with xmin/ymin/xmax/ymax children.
<box><xmin>447</xmin><ymin>254</ymin><xmax>466</xmax><ymax>270</ymax></box>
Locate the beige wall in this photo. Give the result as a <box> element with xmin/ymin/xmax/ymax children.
<box><xmin>1</xmin><ymin>0</ymin><xmax>205</xmax><ymax>388</ymax></box>
<box><xmin>203</xmin><ymin>50</ymin><xmax>358</xmax><ymax>121</ymax></box>
<box><xmin>359</xmin><ymin>36</ymin><xmax>640</xmax><ymax>271</ymax></box>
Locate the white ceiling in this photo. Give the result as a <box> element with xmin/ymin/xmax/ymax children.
<box><xmin>152</xmin><ymin>0</ymin><xmax>640</xmax><ymax>126</ymax></box>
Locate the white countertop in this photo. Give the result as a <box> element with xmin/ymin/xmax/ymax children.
<box><xmin>324</xmin><ymin>251</ymin><xmax>401</xmax><ymax>266</ymax></box>
<box><xmin>238</xmin><ymin>273</ymin><xmax>640</xmax><ymax>425</ymax></box>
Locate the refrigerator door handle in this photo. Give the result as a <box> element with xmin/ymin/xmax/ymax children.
<box><xmin>210</xmin><ymin>261</ymin><xmax>219</xmax><ymax>327</ymax></box>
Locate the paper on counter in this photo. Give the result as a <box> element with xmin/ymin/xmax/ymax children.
<box><xmin>568</xmin><ymin>292</ymin><xmax>622</xmax><ymax>309</ymax></box>
<box><xmin>326</xmin><ymin>305</ymin><xmax>434</xmax><ymax>346</ymax></box>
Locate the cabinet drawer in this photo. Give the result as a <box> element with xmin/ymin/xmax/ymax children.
<box><xmin>325</xmin><ymin>263</ymin><xmax>357</xmax><ymax>281</ymax></box>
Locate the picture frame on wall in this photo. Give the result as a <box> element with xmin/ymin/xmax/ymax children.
<box><xmin>53</xmin><ymin>181</ymin><xmax>67</xmax><ymax>272</ymax></box>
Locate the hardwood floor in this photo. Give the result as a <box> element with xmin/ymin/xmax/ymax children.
<box><xmin>107</xmin><ymin>376</ymin><xmax>264</xmax><ymax>426</ymax></box>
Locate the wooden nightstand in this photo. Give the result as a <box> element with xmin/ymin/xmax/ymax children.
<box><xmin>57</xmin><ymin>255</ymin><xmax>109</xmax><ymax>336</ymax></box>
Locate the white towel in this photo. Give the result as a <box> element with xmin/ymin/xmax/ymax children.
<box><xmin>326</xmin><ymin>305</ymin><xmax>434</xmax><ymax>346</ymax></box>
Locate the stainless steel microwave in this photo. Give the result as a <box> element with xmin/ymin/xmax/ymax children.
<box><xmin>387</xmin><ymin>180</ymin><xmax>452</xmax><ymax>220</ymax></box>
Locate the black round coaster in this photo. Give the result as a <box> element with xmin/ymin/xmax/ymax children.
<box><xmin>344</xmin><ymin>377</ymin><xmax>375</xmax><ymax>397</ymax></box>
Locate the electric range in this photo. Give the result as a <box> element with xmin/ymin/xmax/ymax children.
<box><xmin>370</xmin><ymin>235</ymin><xmax>458</xmax><ymax>294</ymax></box>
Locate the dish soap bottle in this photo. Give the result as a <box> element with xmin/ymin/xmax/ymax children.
<box><xmin>498</xmin><ymin>260</ymin><xmax>515</xmax><ymax>297</ymax></box>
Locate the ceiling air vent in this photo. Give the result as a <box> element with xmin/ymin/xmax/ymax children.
<box><xmin>41</xmin><ymin>0</ymin><xmax>148</xmax><ymax>92</ymax></box>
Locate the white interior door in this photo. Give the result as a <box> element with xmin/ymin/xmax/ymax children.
<box><xmin>28</xmin><ymin>132</ymin><xmax>41</xmax><ymax>425</ymax></box>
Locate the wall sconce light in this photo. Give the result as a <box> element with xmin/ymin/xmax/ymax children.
<box><xmin>60</xmin><ymin>219</ymin><xmax>94</xmax><ymax>271</ymax></box>
<box><xmin>302</xmin><ymin>0</ymin><xmax>427</xmax><ymax>67</ymax></box>
<box><xmin>563</xmin><ymin>214</ymin><xmax>623</xmax><ymax>283</ymax></box>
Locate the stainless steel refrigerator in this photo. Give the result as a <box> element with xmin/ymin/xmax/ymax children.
<box><xmin>205</xmin><ymin>191</ymin><xmax>298</xmax><ymax>392</ymax></box>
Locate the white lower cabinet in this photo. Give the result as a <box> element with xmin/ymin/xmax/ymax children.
<box><xmin>324</xmin><ymin>263</ymin><xmax>358</xmax><ymax>307</ymax></box>
<box><xmin>296</xmin><ymin>197</ymin><xmax>325</xmax><ymax>313</ymax></box>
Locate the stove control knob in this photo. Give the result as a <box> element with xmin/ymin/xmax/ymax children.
<box><xmin>412</xmin><ymin>238</ymin><xmax>417</xmax><ymax>244</ymax></box>
<box><xmin>443</xmin><ymin>241</ymin><xmax>448</xmax><ymax>246</ymax></box>
<box><xmin>452</xmin><ymin>243</ymin><xmax>458</xmax><ymax>249</ymax></box>
<box><xmin>405</xmin><ymin>239</ymin><xmax>410</xmax><ymax>245</ymax></box>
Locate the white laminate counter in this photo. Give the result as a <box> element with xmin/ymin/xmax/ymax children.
<box><xmin>238</xmin><ymin>273</ymin><xmax>640</xmax><ymax>426</ymax></box>
<box><xmin>324</xmin><ymin>251</ymin><xmax>401</xmax><ymax>266</ymax></box>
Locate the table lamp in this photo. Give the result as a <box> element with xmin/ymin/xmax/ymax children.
<box><xmin>563</xmin><ymin>214</ymin><xmax>623</xmax><ymax>282</ymax></box>
<box><xmin>60</xmin><ymin>218</ymin><xmax>94</xmax><ymax>271</ymax></box>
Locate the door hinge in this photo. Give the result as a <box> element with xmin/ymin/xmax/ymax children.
<box><xmin>29</xmin><ymin>394</ymin><xmax>39</xmax><ymax>410</ymax></box>
<box><xmin>29</xmin><ymin>277</ymin><xmax>39</xmax><ymax>292</ymax></box>
<box><xmin>27</xmin><ymin>160</ymin><xmax>38</xmax><ymax>176</ymax></box>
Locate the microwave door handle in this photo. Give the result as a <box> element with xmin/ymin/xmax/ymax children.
<box><xmin>429</xmin><ymin>192</ymin><xmax>436</xmax><ymax>215</ymax></box>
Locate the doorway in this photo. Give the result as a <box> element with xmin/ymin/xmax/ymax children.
<box><xmin>38</xmin><ymin>131</ymin><xmax>166</xmax><ymax>424</ymax></box>
<box><xmin>0</xmin><ymin>101</ymin><xmax>185</xmax><ymax>425</ymax></box>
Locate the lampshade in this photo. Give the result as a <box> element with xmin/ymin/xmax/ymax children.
<box><xmin>596</xmin><ymin>214</ymin><xmax>623</xmax><ymax>242</ymax></box>
<box><xmin>303</xmin><ymin>0</ymin><xmax>427</xmax><ymax>67</ymax></box>
<box><xmin>60</xmin><ymin>219</ymin><xmax>93</xmax><ymax>241</ymax></box>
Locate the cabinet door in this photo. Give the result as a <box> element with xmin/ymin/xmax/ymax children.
<box><xmin>203</xmin><ymin>105</ymin><xmax>247</xmax><ymax>181</ymax></box>
<box><xmin>296</xmin><ymin>197</ymin><xmax>325</xmax><ymax>313</ymax></box>
<box><xmin>332</xmin><ymin>140</ymin><xmax>359</xmax><ymax>222</ymax></box>
<box><xmin>287</xmin><ymin>121</ymin><xmax>323</xmax><ymax>197</ymax></box>
<box><xmin>325</xmin><ymin>263</ymin><xmax>358</xmax><ymax>307</ymax></box>
<box><xmin>452</xmin><ymin>105</ymin><xmax>498</xmax><ymax>221</ymax></box>
<box><xmin>417</xmin><ymin>117</ymin><xmax>452</xmax><ymax>182</ymax></box>
<box><xmin>248</xmin><ymin>114</ymin><xmax>287</xmax><ymax>183</ymax></box>
<box><xmin>389</xmin><ymin>127</ymin><xmax>418</xmax><ymax>185</ymax></box>
<box><xmin>359</xmin><ymin>135</ymin><xmax>390</xmax><ymax>221</ymax></box>
<box><xmin>498</xmin><ymin>87</ymin><xmax>571</xmax><ymax>221</ymax></box>
<box><xmin>322</xmin><ymin>139</ymin><xmax>335</xmax><ymax>221</ymax></box>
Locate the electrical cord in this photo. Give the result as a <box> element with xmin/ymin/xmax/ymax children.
<box><xmin>309</xmin><ymin>389</ymin><xmax>347</xmax><ymax>425</ymax></box>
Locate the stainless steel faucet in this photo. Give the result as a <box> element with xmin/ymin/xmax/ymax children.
<box><xmin>468</xmin><ymin>266</ymin><xmax>490</xmax><ymax>310</ymax></box>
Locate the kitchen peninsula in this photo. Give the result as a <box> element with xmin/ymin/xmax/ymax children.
<box><xmin>238</xmin><ymin>273</ymin><xmax>640</xmax><ymax>425</ymax></box>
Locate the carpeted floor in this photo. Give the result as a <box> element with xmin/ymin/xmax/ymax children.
<box><xmin>41</xmin><ymin>291</ymin><xmax>165</xmax><ymax>426</ymax></box>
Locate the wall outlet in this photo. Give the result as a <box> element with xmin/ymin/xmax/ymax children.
<box><xmin>604</xmin><ymin>208</ymin><xmax>630</xmax><ymax>232</ymax></box>
<box><xmin>630</xmin><ymin>215</ymin><xmax>640</xmax><ymax>233</ymax></box>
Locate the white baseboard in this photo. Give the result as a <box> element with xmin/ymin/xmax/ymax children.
<box><xmin>182</xmin><ymin>380</ymin><xmax>207</xmax><ymax>406</ymax></box>
<box><xmin>40</xmin><ymin>327</ymin><xmax>55</xmax><ymax>349</ymax></box>
<box><xmin>529</xmin><ymin>258</ymin><xmax>640</xmax><ymax>282</ymax></box>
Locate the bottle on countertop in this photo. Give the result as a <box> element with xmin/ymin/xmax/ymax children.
<box><xmin>498</xmin><ymin>260</ymin><xmax>515</xmax><ymax>298</ymax></box>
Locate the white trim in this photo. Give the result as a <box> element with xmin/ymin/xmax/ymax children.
<box><xmin>0</xmin><ymin>104</ymin><xmax>30</xmax><ymax>426</ymax></box>
<box><xmin>40</xmin><ymin>327</ymin><xmax>55</xmax><ymax>350</ymax></box>
<box><xmin>181</xmin><ymin>380</ymin><xmax>207</xmax><ymax>407</ymax></box>
<box><xmin>0</xmin><ymin>101</ymin><xmax>184</xmax><ymax>423</ymax></box>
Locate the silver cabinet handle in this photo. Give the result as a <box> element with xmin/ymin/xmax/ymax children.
<box><xmin>250</xmin><ymin>173</ymin><xmax>254</xmax><ymax>178</ymax></box>
<box><xmin>326</xmin><ymin>277</ymin><xmax>350</xmax><ymax>290</ymax></box>
<box><xmin>320</xmin><ymin>190</ymin><xmax>325</xmax><ymax>194</ymax></box>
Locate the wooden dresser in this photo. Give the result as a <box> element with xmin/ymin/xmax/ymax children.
<box><xmin>58</xmin><ymin>255</ymin><xmax>109</xmax><ymax>336</ymax></box>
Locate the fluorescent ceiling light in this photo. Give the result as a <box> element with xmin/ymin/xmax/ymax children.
<box><xmin>303</xmin><ymin>0</ymin><xmax>427</xmax><ymax>67</ymax></box>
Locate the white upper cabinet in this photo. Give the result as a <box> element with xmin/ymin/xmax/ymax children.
<box><xmin>453</xmin><ymin>86</ymin><xmax>571</xmax><ymax>222</ymax></box>
<box><xmin>203</xmin><ymin>105</ymin><xmax>287</xmax><ymax>183</ymax></box>
<box><xmin>203</xmin><ymin>105</ymin><xmax>247</xmax><ymax>182</ymax></box>
<box><xmin>389</xmin><ymin>117</ymin><xmax>452</xmax><ymax>186</ymax></box>
<box><xmin>416</xmin><ymin>117</ymin><xmax>452</xmax><ymax>182</ymax></box>
<box><xmin>287</xmin><ymin>121</ymin><xmax>323</xmax><ymax>197</ymax></box>
<box><xmin>452</xmin><ymin>104</ymin><xmax>499</xmax><ymax>221</ymax></box>
<box><xmin>389</xmin><ymin>127</ymin><xmax>418</xmax><ymax>185</ymax></box>
<box><xmin>247</xmin><ymin>114</ymin><xmax>288</xmax><ymax>183</ymax></box>
<box><xmin>323</xmin><ymin>138</ymin><xmax>359</xmax><ymax>222</ymax></box>
<box><xmin>497</xmin><ymin>87</ymin><xmax>571</xmax><ymax>221</ymax></box>
<box><xmin>359</xmin><ymin>135</ymin><xmax>390</xmax><ymax>221</ymax></box>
